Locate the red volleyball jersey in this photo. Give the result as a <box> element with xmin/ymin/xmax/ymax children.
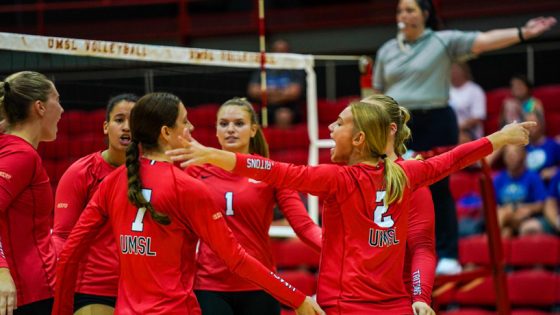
<box><xmin>53</xmin><ymin>151</ymin><xmax>118</xmax><ymax>296</ymax></box>
<box><xmin>0</xmin><ymin>134</ymin><xmax>56</xmax><ymax>306</ymax></box>
<box><xmin>188</xmin><ymin>165</ymin><xmax>321</xmax><ymax>292</ymax></box>
<box><xmin>231</xmin><ymin>138</ymin><xmax>492</xmax><ymax>314</ymax></box>
<box><xmin>53</xmin><ymin>159</ymin><xmax>306</xmax><ymax>315</ymax></box>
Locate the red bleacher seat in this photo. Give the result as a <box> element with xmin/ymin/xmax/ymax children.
<box><xmin>187</xmin><ymin>104</ymin><xmax>219</xmax><ymax>128</ymax></box>
<box><xmin>459</xmin><ymin>234</ymin><xmax>511</xmax><ymax>266</ymax></box>
<box><xmin>271</xmin><ymin>238</ymin><xmax>320</xmax><ymax>270</ymax></box>
<box><xmin>278</xmin><ymin>270</ymin><xmax>317</xmax><ymax>296</ymax></box>
<box><xmin>317</xmin><ymin>98</ymin><xmax>345</xmax><ymax>125</ymax></box>
<box><xmin>454</xmin><ymin>276</ymin><xmax>496</xmax><ymax>306</ymax></box>
<box><xmin>508</xmin><ymin>235</ymin><xmax>560</xmax><ymax>267</ymax></box>
<box><xmin>71</xmin><ymin>134</ymin><xmax>106</xmax><ymax>158</ymax></box>
<box><xmin>509</xmin><ymin>270</ymin><xmax>559</xmax><ymax>307</ymax></box>
<box><xmin>511</xmin><ymin>310</ymin><xmax>556</xmax><ymax>315</ymax></box>
<box><xmin>264</xmin><ymin>124</ymin><xmax>309</xmax><ymax>151</ymax></box>
<box><xmin>440</xmin><ymin>308</ymin><xmax>495</xmax><ymax>315</ymax></box>
<box><xmin>38</xmin><ymin>136</ymin><xmax>71</xmax><ymax>160</ymax></box>
<box><xmin>271</xmin><ymin>149</ymin><xmax>308</xmax><ymax>165</ymax></box>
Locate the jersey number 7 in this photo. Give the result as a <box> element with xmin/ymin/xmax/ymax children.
<box><xmin>131</xmin><ymin>189</ymin><xmax>152</xmax><ymax>232</ymax></box>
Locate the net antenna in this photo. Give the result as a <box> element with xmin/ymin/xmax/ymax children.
<box><xmin>0</xmin><ymin>32</ymin><xmax>321</xmax><ymax>237</ymax></box>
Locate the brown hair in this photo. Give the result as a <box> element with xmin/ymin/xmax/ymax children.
<box><xmin>126</xmin><ymin>92</ymin><xmax>182</xmax><ymax>225</ymax></box>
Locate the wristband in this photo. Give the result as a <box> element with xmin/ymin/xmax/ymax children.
<box><xmin>518</xmin><ymin>26</ymin><xmax>526</xmax><ymax>43</ymax></box>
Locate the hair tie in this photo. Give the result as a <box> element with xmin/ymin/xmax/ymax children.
<box><xmin>380</xmin><ymin>154</ymin><xmax>388</xmax><ymax>159</ymax></box>
<box><xmin>3</xmin><ymin>82</ymin><xmax>10</xmax><ymax>93</ymax></box>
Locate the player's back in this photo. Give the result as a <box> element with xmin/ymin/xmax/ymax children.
<box><xmin>104</xmin><ymin>159</ymin><xmax>205</xmax><ymax>314</ymax></box>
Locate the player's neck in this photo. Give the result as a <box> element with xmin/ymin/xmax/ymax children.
<box><xmin>142</xmin><ymin>149</ymin><xmax>171</xmax><ymax>163</ymax></box>
<box><xmin>6</xmin><ymin>122</ymin><xmax>41</xmax><ymax>148</ymax></box>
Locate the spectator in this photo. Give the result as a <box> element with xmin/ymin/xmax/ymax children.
<box><xmin>543</xmin><ymin>170</ymin><xmax>560</xmax><ymax>234</ymax></box>
<box><xmin>449</xmin><ymin>62</ymin><xmax>486</xmax><ymax>143</ymax></box>
<box><xmin>524</xmin><ymin>111</ymin><xmax>560</xmax><ymax>181</ymax></box>
<box><xmin>499</xmin><ymin>74</ymin><xmax>544</xmax><ymax>127</ymax></box>
<box><xmin>494</xmin><ymin>145</ymin><xmax>547</xmax><ymax>236</ymax></box>
<box><xmin>247</xmin><ymin>39</ymin><xmax>305</xmax><ymax>128</ymax></box>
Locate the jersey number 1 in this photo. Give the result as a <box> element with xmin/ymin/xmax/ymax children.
<box><xmin>225</xmin><ymin>191</ymin><xmax>234</xmax><ymax>216</ymax></box>
<box><xmin>131</xmin><ymin>189</ymin><xmax>152</xmax><ymax>232</ymax></box>
<box><xmin>373</xmin><ymin>191</ymin><xmax>394</xmax><ymax>228</ymax></box>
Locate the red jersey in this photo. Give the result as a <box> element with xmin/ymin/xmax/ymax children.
<box><xmin>231</xmin><ymin>138</ymin><xmax>493</xmax><ymax>314</ymax></box>
<box><xmin>53</xmin><ymin>159</ymin><xmax>306</xmax><ymax>315</ymax></box>
<box><xmin>403</xmin><ymin>186</ymin><xmax>435</xmax><ymax>304</ymax></box>
<box><xmin>53</xmin><ymin>151</ymin><xmax>118</xmax><ymax>296</ymax></box>
<box><xmin>0</xmin><ymin>134</ymin><xmax>56</xmax><ymax>306</ymax></box>
<box><xmin>188</xmin><ymin>165</ymin><xmax>321</xmax><ymax>292</ymax></box>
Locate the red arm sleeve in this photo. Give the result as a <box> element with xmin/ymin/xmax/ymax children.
<box><xmin>407</xmin><ymin>187</ymin><xmax>436</xmax><ymax>304</ymax></box>
<box><xmin>52</xmin><ymin>164</ymin><xmax>89</xmax><ymax>255</ymax></box>
<box><xmin>178</xmin><ymin>182</ymin><xmax>306</xmax><ymax>309</ymax></box>
<box><xmin>52</xmin><ymin>187</ymin><xmax>108</xmax><ymax>315</ymax></box>
<box><xmin>0</xmin><ymin>151</ymin><xmax>36</xmax><ymax>269</ymax></box>
<box><xmin>233</xmin><ymin>153</ymin><xmax>347</xmax><ymax>199</ymax></box>
<box><xmin>276</xmin><ymin>188</ymin><xmax>322</xmax><ymax>253</ymax></box>
<box><xmin>403</xmin><ymin>138</ymin><xmax>493</xmax><ymax>190</ymax></box>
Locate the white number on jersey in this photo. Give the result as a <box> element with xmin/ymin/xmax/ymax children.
<box><xmin>373</xmin><ymin>191</ymin><xmax>394</xmax><ymax>228</ymax></box>
<box><xmin>131</xmin><ymin>189</ymin><xmax>152</xmax><ymax>232</ymax></box>
<box><xmin>225</xmin><ymin>191</ymin><xmax>235</xmax><ymax>216</ymax></box>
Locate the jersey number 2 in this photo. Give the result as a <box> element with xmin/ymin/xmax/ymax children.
<box><xmin>373</xmin><ymin>191</ymin><xmax>394</xmax><ymax>228</ymax></box>
<box><xmin>131</xmin><ymin>189</ymin><xmax>152</xmax><ymax>232</ymax></box>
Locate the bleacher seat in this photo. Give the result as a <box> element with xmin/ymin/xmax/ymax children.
<box><xmin>317</xmin><ymin>98</ymin><xmax>345</xmax><ymax>125</ymax></box>
<box><xmin>454</xmin><ymin>276</ymin><xmax>496</xmax><ymax>306</ymax></box>
<box><xmin>187</xmin><ymin>104</ymin><xmax>219</xmax><ymax>128</ymax></box>
<box><xmin>459</xmin><ymin>234</ymin><xmax>511</xmax><ymax>266</ymax></box>
<box><xmin>511</xmin><ymin>310</ymin><xmax>556</xmax><ymax>315</ymax></box>
<box><xmin>508</xmin><ymin>235</ymin><xmax>560</xmax><ymax>267</ymax></box>
<box><xmin>38</xmin><ymin>136</ymin><xmax>71</xmax><ymax>160</ymax></box>
<box><xmin>264</xmin><ymin>124</ymin><xmax>309</xmax><ymax>151</ymax></box>
<box><xmin>509</xmin><ymin>270</ymin><xmax>559</xmax><ymax>307</ymax></box>
<box><xmin>271</xmin><ymin>149</ymin><xmax>308</xmax><ymax>165</ymax></box>
<box><xmin>483</xmin><ymin>87</ymin><xmax>510</xmax><ymax>135</ymax></box>
<box><xmin>440</xmin><ymin>308</ymin><xmax>495</xmax><ymax>315</ymax></box>
<box><xmin>192</xmin><ymin>126</ymin><xmax>220</xmax><ymax>148</ymax></box>
<box><xmin>271</xmin><ymin>238</ymin><xmax>320</xmax><ymax>270</ymax></box>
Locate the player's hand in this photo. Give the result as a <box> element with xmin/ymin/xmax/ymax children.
<box><xmin>487</xmin><ymin>121</ymin><xmax>536</xmax><ymax>150</ymax></box>
<box><xmin>0</xmin><ymin>268</ymin><xmax>16</xmax><ymax>315</ymax></box>
<box><xmin>412</xmin><ymin>301</ymin><xmax>435</xmax><ymax>315</ymax></box>
<box><xmin>295</xmin><ymin>296</ymin><xmax>325</xmax><ymax>315</ymax></box>
<box><xmin>523</xmin><ymin>17</ymin><xmax>556</xmax><ymax>39</ymax></box>
<box><xmin>166</xmin><ymin>136</ymin><xmax>214</xmax><ymax>168</ymax></box>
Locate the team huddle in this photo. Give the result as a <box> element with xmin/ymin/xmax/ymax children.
<box><xmin>0</xmin><ymin>0</ymin><xmax>556</xmax><ymax>314</ymax></box>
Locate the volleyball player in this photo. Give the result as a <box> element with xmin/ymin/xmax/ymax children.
<box><xmin>0</xmin><ymin>71</ymin><xmax>63</xmax><ymax>314</ymax></box>
<box><xmin>168</xmin><ymin>95</ymin><xmax>533</xmax><ymax>314</ymax></box>
<box><xmin>189</xmin><ymin>97</ymin><xmax>321</xmax><ymax>315</ymax></box>
<box><xmin>53</xmin><ymin>94</ymin><xmax>137</xmax><ymax>314</ymax></box>
<box><xmin>52</xmin><ymin>92</ymin><xmax>323</xmax><ymax>315</ymax></box>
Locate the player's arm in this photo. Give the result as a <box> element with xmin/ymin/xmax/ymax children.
<box><xmin>276</xmin><ymin>188</ymin><xmax>322</xmax><ymax>252</ymax></box>
<box><xmin>0</xmin><ymin>151</ymin><xmax>38</xmax><ymax>315</ymax></box>
<box><xmin>404</xmin><ymin>121</ymin><xmax>534</xmax><ymax>189</ymax></box>
<box><xmin>53</xmin><ymin>164</ymin><xmax>89</xmax><ymax>255</ymax></box>
<box><xmin>407</xmin><ymin>188</ymin><xmax>436</xmax><ymax>306</ymax></box>
<box><xmin>51</xmin><ymin>187</ymin><xmax>108</xmax><ymax>315</ymax></box>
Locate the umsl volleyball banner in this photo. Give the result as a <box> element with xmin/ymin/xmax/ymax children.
<box><xmin>0</xmin><ymin>32</ymin><xmax>313</xmax><ymax>70</ymax></box>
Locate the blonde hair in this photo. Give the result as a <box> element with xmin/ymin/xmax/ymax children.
<box><xmin>218</xmin><ymin>97</ymin><xmax>269</xmax><ymax>158</ymax></box>
<box><xmin>0</xmin><ymin>71</ymin><xmax>53</xmax><ymax>125</ymax></box>
<box><xmin>350</xmin><ymin>96</ymin><xmax>408</xmax><ymax>204</ymax></box>
<box><xmin>362</xmin><ymin>94</ymin><xmax>412</xmax><ymax>156</ymax></box>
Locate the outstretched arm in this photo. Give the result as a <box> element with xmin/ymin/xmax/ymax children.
<box><xmin>471</xmin><ymin>17</ymin><xmax>556</xmax><ymax>54</ymax></box>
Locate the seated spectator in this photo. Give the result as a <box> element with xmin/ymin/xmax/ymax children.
<box><xmin>543</xmin><ymin>171</ymin><xmax>560</xmax><ymax>234</ymax></box>
<box><xmin>494</xmin><ymin>145</ymin><xmax>547</xmax><ymax>237</ymax></box>
<box><xmin>525</xmin><ymin>111</ymin><xmax>560</xmax><ymax>181</ymax></box>
<box><xmin>449</xmin><ymin>62</ymin><xmax>486</xmax><ymax>143</ymax></box>
<box><xmin>498</xmin><ymin>74</ymin><xmax>544</xmax><ymax>128</ymax></box>
<box><xmin>247</xmin><ymin>39</ymin><xmax>305</xmax><ymax>128</ymax></box>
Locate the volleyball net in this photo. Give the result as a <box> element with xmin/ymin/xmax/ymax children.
<box><xmin>0</xmin><ymin>32</ymin><xmax>363</xmax><ymax>236</ymax></box>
